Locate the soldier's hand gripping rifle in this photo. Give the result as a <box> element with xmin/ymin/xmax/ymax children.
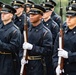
<box><xmin>20</xmin><ymin>0</ymin><xmax>28</xmax><ymax>75</ymax></box>
<box><xmin>57</xmin><ymin>0</ymin><xmax>64</xmax><ymax>75</ymax></box>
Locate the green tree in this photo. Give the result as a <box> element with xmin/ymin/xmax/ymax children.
<box><xmin>32</xmin><ymin>0</ymin><xmax>45</xmax><ymax>4</ymax></box>
<box><xmin>1</xmin><ymin>0</ymin><xmax>11</xmax><ymax>4</ymax></box>
<box><xmin>55</xmin><ymin>0</ymin><xmax>68</xmax><ymax>21</ymax></box>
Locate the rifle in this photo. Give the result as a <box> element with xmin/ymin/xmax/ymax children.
<box><xmin>20</xmin><ymin>0</ymin><xmax>28</xmax><ymax>75</ymax></box>
<box><xmin>57</xmin><ymin>0</ymin><xmax>64</xmax><ymax>75</ymax></box>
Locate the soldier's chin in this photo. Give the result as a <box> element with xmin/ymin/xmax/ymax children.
<box><xmin>67</xmin><ymin>24</ymin><xmax>71</xmax><ymax>26</ymax></box>
<box><xmin>30</xmin><ymin>19</ymin><xmax>34</xmax><ymax>22</ymax></box>
<box><xmin>30</xmin><ymin>21</ymin><xmax>34</xmax><ymax>23</ymax></box>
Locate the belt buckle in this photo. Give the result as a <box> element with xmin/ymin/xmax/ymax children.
<box><xmin>31</xmin><ymin>56</ymin><xmax>35</xmax><ymax>60</ymax></box>
<box><xmin>0</xmin><ymin>51</ymin><xmax>11</xmax><ymax>54</ymax></box>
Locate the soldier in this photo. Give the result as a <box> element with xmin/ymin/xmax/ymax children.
<box><xmin>21</xmin><ymin>4</ymin><xmax>53</xmax><ymax>75</ymax></box>
<box><xmin>46</xmin><ymin>0</ymin><xmax>61</xmax><ymax>27</ymax></box>
<box><xmin>41</xmin><ymin>2</ymin><xmax>59</xmax><ymax>75</ymax></box>
<box><xmin>0</xmin><ymin>4</ymin><xmax>22</xmax><ymax>75</ymax></box>
<box><xmin>12</xmin><ymin>0</ymin><xmax>32</xmax><ymax>61</ymax></box>
<box><xmin>62</xmin><ymin>0</ymin><xmax>76</xmax><ymax>31</ymax></box>
<box><xmin>42</xmin><ymin>2</ymin><xmax>59</xmax><ymax>46</ymax></box>
<box><xmin>25</xmin><ymin>0</ymin><xmax>35</xmax><ymax>17</ymax></box>
<box><xmin>53</xmin><ymin>3</ymin><xmax>76</xmax><ymax>75</ymax></box>
<box><xmin>11</xmin><ymin>0</ymin><xmax>25</xmax><ymax>34</ymax></box>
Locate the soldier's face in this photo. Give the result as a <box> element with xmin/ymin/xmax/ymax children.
<box><xmin>43</xmin><ymin>11</ymin><xmax>52</xmax><ymax>19</ymax></box>
<box><xmin>29</xmin><ymin>14</ymin><xmax>42</xmax><ymax>25</ymax></box>
<box><xmin>26</xmin><ymin>7</ymin><xmax>30</xmax><ymax>13</ymax></box>
<box><xmin>1</xmin><ymin>12</ymin><xmax>13</xmax><ymax>22</ymax></box>
<box><xmin>66</xmin><ymin>16</ymin><xmax>76</xmax><ymax>29</ymax></box>
<box><xmin>15</xmin><ymin>7</ymin><xmax>24</xmax><ymax>16</ymax></box>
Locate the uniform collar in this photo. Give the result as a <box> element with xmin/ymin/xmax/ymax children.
<box><xmin>65</xmin><ymin>26</ymin><xmax>76</xmax><ymax>34</ymax></box>
<box><xmin>17</xmin><ymin>13</ymin><xmax>24</xmax><ymax>18</ymax></box>
<box><xmin>43</xmin><ymin>17</ymin><xmax>52</xmax><ymax>23</ymax></box>
<box><xmin>1</xmin><ymin>21</ymin><xmax>13</xmax><ymax>30</ymax></box>
<box><xmin>15</xmin><ymin>13</ymin><xmax>24</xmax><ymax>20</ymax></box>
<box><xmin>29</xmin><ymin>22</ymin><xmax>43</xmax><ymax>31</ymax></box>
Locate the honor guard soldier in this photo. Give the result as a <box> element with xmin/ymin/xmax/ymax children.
<box><xmin>41</xmin><ymin>2</ymin><xmax>59</xmax><ymax>75</ymax></box>
<box><xmin>0</xmin><ymin>1</ymin><xmax>3</xmax><ymax>24</ymax></box>
<box><xmin>46</xmin><ymin>0</ymin><xmax>61</xmax><ymax>27</ymax></box>
<box><xmin>53</xmin><ymin>3</ymin><xmax>76</xmax><ymax>75</ymax></box>
<box><xmin>11</xmin><ymin>0</ymin><xmax>31</xmax><ymax>60</ymax></box>
<box><xmin>25</xmin><ymin>0</ymin><xmax>35</xmax><ymax>17</ymax></box>
<box><xmin>21</xmin><ymin>4</ymin><xmax>53</xmax><ymax>75</ymax></box>
<box><xmin>11</xmin><ymin>0</ymin><xmax>25</xmax><ymax>34</ymax></box>
<box><xmin>0</xmin><ymin>4</ymin><xmax>22</xmax><ymax>75</ymax></box>
<box><xmin>62</xmin><ymin>0</ymin><xmax>76</xmax><ymax>31</ymax></box>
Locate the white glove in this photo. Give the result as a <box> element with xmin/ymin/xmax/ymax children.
<box><xmin>56</xmin><ymin>65</ymin><xmax>61</xmax><ymax>75</ymax></box>
<box><xmin>56</xmin><ymin>65</ymin><xmax>64</xmax><ymax>75</ymax></box>
<box><xmin>21</xmin><ymin>58</ymin><xmax>28</xmax><ymax>65</ymax></box>
<box><xmin>58</xmin><ymin>48</ymin><xmax>68</xmax><ymax>58</ymax></box>
<box><xmin>23</xmin><ymin>42</ymin><xmax>33</xmax><ymax>50</ymax></box>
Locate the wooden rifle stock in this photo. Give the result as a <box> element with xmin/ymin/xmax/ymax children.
<box><xmin>58</xmin><ymin>28</ymin><xmax>64</xmax><ymax>75</ymax></box>
<box><xmin>20</xmin><ymin>6</ymin><xmax>28</xmax><ymax>75</ymax></box>
<box><xmin>57</xmin><ymin>0</ymin><xmax>64</xmax><ymax>75</ymax></box>
<box><xmin>20</xmin><ymin>0</ymin><xmax>28</xmax><ymax>75</ymax></box>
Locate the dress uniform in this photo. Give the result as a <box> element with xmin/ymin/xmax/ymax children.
<box><xmin>42</xmin><ymin>2</ymin><xmax>59</xmax><ymax>45</ymax></box>
<box><xmin>12</xmin><ymin>0</ymin><xmax>31</xmax><ymax>60</ymax></box>
<box><xmin>51</xmin><ymin>11</ymin><xmax>61</xmax><ymax>27</ymax></box>
<box><xmin>22</xmin><ymin>4</ymin><xmax>53</xmax><ymax>75</ymax></box>
<box><xmin>42</xmin><ymin>2</ymin><xmax>59</xmax><ymax>75</ymax></box>
<box><xmin>53</xmin><ymin>3</ymin><xmax>76</xmax><ymax>75</ymax></box>
<box><xmin>11</xmin><ymin>0</ymin><xmax>25</xmax><ymax>34</ymax></box>
<box><xmin>0</xmin><ymin>4</ymin><xmax>22</xmax><ymax>75</ymax></box>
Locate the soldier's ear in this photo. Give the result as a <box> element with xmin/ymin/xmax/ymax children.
<box><xmin>10</xmin><ymin>13</ymin><xmax>13</xmax><ymax>18</ymax></box>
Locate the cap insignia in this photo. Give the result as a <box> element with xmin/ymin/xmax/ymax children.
<box><xmin>69</xmin><ymin>7</ymin><xmax>72</xmax><ymax>10</ymax></box>
<box><xmin>3</xmin><ymin>5</ymin><xmax>5</xmax><ymax>8</ymax></box>
<box><xmin>47</xmin><ymin>0</ymin><xmax>49</xmax><ymax>2</ymax></box>
<box><xmin>14</xmin><ymin>1</ymin><xmax>16</xmax><ymax>4</ymax></box>
<box><xmin>73</xmin><ymin>0</ymin><xmax>75</xmax><ymax>3</ymax></box>
<box><xmin>43</xmin><ymin>4</ymin><xmax>45</xmax><ymax>7</ymax></box>
<box><xmin>32</xmin><ymin>5</ymin><xmax>34</xmax><ymax>7</ymax></box>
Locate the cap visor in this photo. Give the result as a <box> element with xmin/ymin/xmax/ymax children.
<box><xmin>13</xmin><ymin>6</ymin><xmax>19</xmax><ymax>9</ymax></box>
<box><xmin>66</xmin><ymin>12</ymin><xmax>76</xmax><ymax>17</ymax></box>
<box><xmin>0</xmin><ymin>10</ymin><xmax>9</xmax><ymax>13</ymax></box>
